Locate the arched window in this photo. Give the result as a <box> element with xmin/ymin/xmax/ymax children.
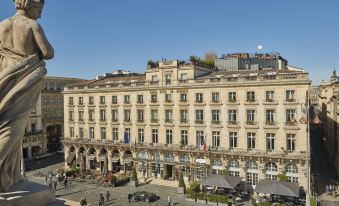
<box><xmin>180</xmin><ymin>154</ymin><xmax>190</xmax><ymax>163</ymax></box>
<box><xmin>285</xmin><ymin>164</ymin><xmax>299</xmax><ymax>183</ymax></box>
<box><xmin>246</xmin><ymin>161</ymin><xmax>258</xmax><ymax>186</ymax></box>
<box><xmin>228</xmin><ymin>160</ymin><xmax>240</xmax><ymax>176</ymax></box>
<box><xmin>265</xmin><ymin>162</ymin><xmax>278</xmax><ymax>180</ymax></box>
<box><xmin>137</xmin><ymin>150</ymin><xmax>147</xmax><ymax>160</ymax></box>
<box><xmin>165</xmin><ymin>153</ymin><xmax>174</xmax><ymax>162</ymax></box>
<box><xmin>211</xmin><ymin>159</ymin><xmax>223</xmax><ymax>175</ymax></box>
<box><xmin>152</xmin><ymin>152</ymin><xmax>161</xmax><ymax>161</ymax></box>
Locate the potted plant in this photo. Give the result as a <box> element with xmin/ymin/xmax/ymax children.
<box><xmin>177</xmin><ymin>173</ymin><xmax>186</xmax><ymax>194</ymax></box>
<box><xmin>130</xmin><ymin>167</ymin><xmax>138</xmax><ymax>187</ymax></box>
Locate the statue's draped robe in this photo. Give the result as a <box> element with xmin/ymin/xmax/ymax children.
<box><xmin>0</xmin><ymin>46</ymin><xmax>46</xmax><ymax>192</ymax></box>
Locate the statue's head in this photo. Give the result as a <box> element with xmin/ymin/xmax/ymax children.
<box><xmin>13</xmin><ymin>0</ymin><xmax>45</xmax><ymax>20</ymax></box>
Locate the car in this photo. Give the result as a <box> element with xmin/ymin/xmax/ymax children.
<box><xmin>131</xmin><ymin>191</ymin><xmax>159</xmax><ymax>203</ymax></box>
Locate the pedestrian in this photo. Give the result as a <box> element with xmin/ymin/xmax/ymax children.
<box><xmin>128</xmin><ymin>192</ymin><xmax>131</xmax><ymax>203</ymax></box>
<box><xmin>63</xmin><ymin>177</ymin><xmax>68</xmax><ymax>189</ymax></box>
<box><xmin>106</xmin><ymin>190</ymin><xmax>110</xmax><ymax>201</ymax></box>
<box><xmin>167</xmin><ymin>196</ymin><xmax>171</xmax><ymax>206</ymax></box>
<box><xmin>45</xmin><ymin>175</ymin><xmax>48</xmax><ymax>185</ymax></box>
<box><xmin>53</xmin><ymin>181</ymin><xmax>57</xmax><ymax>190</ymax></box>
<box><xmin>99</xmin><ymin>193</ymin><xmax>105</xmax><ymax>206</ymax></box>
<box><xmin>80</xmin><ymin>197</ymin><xmax>87</xmax><ymax>206</ymax></box>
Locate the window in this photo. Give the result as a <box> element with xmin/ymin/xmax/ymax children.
<box><xmin>228</xmin><ymin>160</ymin><xmax>240</xmax><ymax>176</ymax></box>
<box><xmin>112</xmin><ymin>96</ymin><xmax>118</xmax><ymax>104</ymax></box>
<box><xmin>195</xmin><ymin>110</ymin><xmax>204</xmax><ymax>123</ymax></box>
<box><xmin>137</xmin><ymin>95</ymin><xmax>143</xmax><ymax>104</ymax></box>
<box><xmin>212</xmin><ymin>92</ymin><xmax>220</xmax><ymax>102</ymax></box>
<box><xmin>180</xmin><ymin>155</ymin><xmax>190</xmax><ymax>164</ymax></box>
<box><xmin>286</xmin><ymin>134</ymin><xmax>296</xmax><ymax>151</ymax></box>
<box><xmin>100</xmin><ymin>127</ymin><xmax>106</xmax><ymax>140</ymax></box>
<box><xmin>124</xmin><ymin>128</ymin><xmax>130</xmax><ymax>143</ymax></box>
<box><xmin>151</xmin><ymin>94</ymin><xmax>157</xmax><ymax>103</ymax></box>
<box><xmin>228</xmin><ymin>92</ymin><xmax>237</xmax><ymax>102</ymax></box>
<box><xmin>212</xmin><ymin>131</ymin><xmax>220</xmax><ymax>147</ymax></box>
<box><xmin>89</xmin><ymin>127</ymin><xmax>95</xmax><ymax>139</ymax></box>
<box><xmin>89</xmin><ymin>96</ymin><xmax>94</xmax><ymax>105</ymax></box>
<box><xmin>286</xmin><ymin>109</ymin><xmax>296</xmax><ymax>123</ymax></box>
<box><xmin>180</xmin><ymin>110</ymin><xmax>188</xmax><ymax>123</ymax></box>
<box><xmin>151</xmin><ymin>75</ymin><xmax>158</xmax><ymax>82</ymax></box>
<box><xmin>100</xmin><ymin>109</ymin><xmax>106</xmax><ymax>121</ymax></box>
<box><xmin>266</xmin><ymin>91</ymin><xmax>275</xmax><ymax>102</ymax></box>
<box><xmin>212</xmin><ymin>110</ymin><xmax>220</xmax><ymax>123</ymax></box>
<box><xmin>112</xmin><ymin>128</ymin><xmax>118</xmax><ymax>141</ymax></box>
<box><xmin>246</xmin><ymin>91</ymin><xmax>255</xmax><ymax>102</ymax></box>
<box><xmin>228</xmin><ymin>110</ymin><xmax>237</xmax><ymax>123</ymax></box>
<box><xmin>69</xmin><ymin>97</ymin><xmax>74</xmax><ymax>105</ymax></box>
<box><xmin>181</xmin><ymin>130</ymin><xmax>188</xmax><ymax>145</ymax></box>
<box><xmin>180</xmin><ymin>73</ymin><xmax>188</xmax><ymax>80</ymax></box>
<box><xmin>70</xmin><ymin>127</ymin><xmax>74</xmax><ymax>138</ymax></box>
<box><xmin>229</xmin><ymin>132</ymin><xmax>237</xmax><ymax>148</ymax></box>
<box><xmin>165</xmin><ymin>94</ymin><xmax>172</xmax><ymax>102</ymax></box>
<box><xmin>79</xmin><ymin>128</ymin><xmax>84</xmax><ymax>139</ymax></box>
<box><xmin>31</xmin><ymin>123</ymin><xmax>36</xmax><ymax>133</ymax></box>
<box><xmin>247</xmin><ymin>132</ymin><xmax>256</xmax><ymax>149</ymax></box>
<box><xmin>166</xmin><ymin>130</ymin><xmax>173</xmax><ymax>144</ymax></box>
<box><xmin>266</xmin><ymin>133</ymin><xmax>275</xmax><ymax>150</ymax></box>
<box><xmin>165</xmin><ymin>74</ymin><xmax>171</xmax><ymax>85</ymax></box>
<box><xmin>137</xmin><ymin>110</ymin><xmax>144</xmax><ymax>122</ymax></box>
<box><xmin>151</xmin><ymin>109</ymin><xmax>158</xmax><ymax>122</ymax></box>
<box><xmin>180</xmin><ymin>93</ymin><xmax>187</xmax><ymax>102</ymax></box>
<box><xmin>165</xmin><ymin>109</ymin><xmax>173</xmax><ymax>123</ymax></box>
<box><xmin>265</xmin><ymin>162</ymin><xmax>278</xmax><ymax>180</ymax></box>
<box><xmin>138</xmin><ymin>129</ymin><xmax>144</xmax><ymax>143</ymax></box>
<box><xmin>246</xmin><ymin>161</ymin><xmax>258</xmax><ymax>186</ymax></box>
<box><xmin>266</xmin><ymin>109</ymin><xmax>275</xmax><ymax>124</ymax></box>
<box><xmin>286</xmin><ymin>164</ymin><xmax>299</xmax><ymax>183</ymax></box>
<box><xmin>88</xmin><ymin>109</ymin><xmax>95</xmax><ymax>121</ymax></box>
<box><xmin>100</xmin><ymin>96</ymin><xmax>105</xmax><ymax>104</ymax></box>
<box><xmin>152</xmin><ymin>129</ymin><xmax>158</xmax><ymax>143</ymax></box>
<box><xmin>69</xmin><ymin>111</ymin><xmax>74</xmax><ymax>121</ymax></box>
<box><xmin>246</xmin><ymin>109</ymin><xmax>255</xmax><ymax>124</ymax></box>
<box><xmin>111</xmin><ymin>110</ymin><xmax>118</xmax><ymax>122</ymax></box>
<box><xmin>196</xmin><ymin>131</ymin><xmax>204</xmax><ymax>146</ymax></box>
<box><xmin>124</xmin><ymin>110</ymin><xmax>131</xmax><ymax>122</ymax></box>
<box><xmin>196</xmin><ymin>93</ymin><xmax>203</xmax><ymax>103</ymax></box>
<box><xmin>124</xmin><ymin>95</ymin><xmax>130</xmax><ymax>104</ymax></box>
<box><xmin>78</xmin><ymin>110</ymin><xmax>84</xmax><ymax>121</ymax></box>
<box><xmin>286</xmin><ymin>90</ymin><xmax>295</xmax><ymax>101</ymax></box>
<box><xmin>79</xmin><ymin>97</ymin><xmax>83</xmax><ymax>105</ymax></box>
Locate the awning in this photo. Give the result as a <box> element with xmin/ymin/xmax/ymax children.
<box><xmin>66</xmin><ymin>152</ymin><xmax>76</xmax><ymax>164</ymax></box>
<box><xmin>200</xmin><ymin>175</ymin><xmax>242</xmax><ymax>189</ymax></box>
<box><xmin>254</xmin><ymin>180</ymin><xmax>299</xmax><ymax>197</ymax></box>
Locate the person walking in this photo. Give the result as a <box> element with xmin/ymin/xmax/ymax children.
<box><xmin>128</xmin><ymin>192</ymin><xmax>131</xmax><ymax>203</ymax></box>
<box><xmin>106</xmin><ymin>191</ymin><xmax>110</xmax><ymax>202</ymax></box>
<box><xmin>167</xmin><ymin>196</ymin><xmax>171</xmax><ymax>206</ymax></box>
<box><xmin>53</xmin><ymin>181</ymin><xmax>57</xmax><ymax>190</ymax></box>
<box><xmin>63</xmin><ymin>177</ymin><xmax>68</xmax><ymax>189</ymax></box>
<box><xmin>80</xmin><ymin>197</ymin><xmax>87</xmax><ymax>206</ymax></box>
<box><xmin>45</xmin><ymin>174</ymin><xmax>48</xmax><ymax>185</ymax></box>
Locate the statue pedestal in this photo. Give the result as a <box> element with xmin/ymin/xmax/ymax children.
<box><xmin>0</xmin><ymin>181</ymin><xmax>55</xmax><ymax>206</ymax></box>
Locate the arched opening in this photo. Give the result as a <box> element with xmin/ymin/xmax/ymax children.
<box><xmin>246</xmin><ymin>161</ymin><xmax>258</xmax><ymax>188</ymax></box>
<box><xmin>228</xmin><ymin>160</ymin><xmax>240</xmax><ymax>176</ymax></box>
<box><xmin>285</xmin><ymin>164</ymin><xmax>299</xmax><ymax>183</ymax></box>
<box><xmin>123</xmin><ymin>150</ymin><xmax>133</xmax><ymax>172</ymax></box>
<box><xmin>211</xmin><ymin>158</ymin><xmax>223</xmax><ymax>175</ymax></box>
<box><xmin>111</xmin><ymin>150</ymin><xmax>121</xmax><ymax>173</ymax></box>
<box><xmin>265</xmin><ymin>162</ymin><xmax>278</xmax><ymax>180</ymax></box>
<box><xmin>77</xmin><ymin>147</ymin><xmax>86</xmax><ymax>171</ymax></box>
<box><xmin>66</xmin><ymin>146</ymin><xmax>76</xmax><ymax>167</ymax></box>
<box><xmin>99</xmin><ymin>149</ymin><xmax>108</xmax><ymax>173</ymax></box>
<box><xmin>88</xmin><ymin>148</ymin><xmax>97</xmax><ymax>170</ymax></box>
<box><xmin>164</xmin><ymin>153</ymin><xmax>175</xmax><ymax>179</ymax></box>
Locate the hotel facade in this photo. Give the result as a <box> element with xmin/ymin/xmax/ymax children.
<box><xmin>62</xmin><ymin>59</ymin><xmax>311</xmax><ymax>190</ymax></box>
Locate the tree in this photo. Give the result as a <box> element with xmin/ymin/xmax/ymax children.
<box><xmin>204</xmin><ymin>52</ymin><xmax>217</xmax><ymax>67</ymax></box>
<box><xmin>131</xmin><ymin>167</ymin><xmax>138</xmax><ymax>181</ymax></box>
<box><xmin>220</xmin><ymin>169</ymin><xmax>228</xmax><ymax>176</ymax></box>
<box><xmin>277</xmin><ymin>173</ymin><xmax>288</xmax><ymax>181</ymax></box>
<box><xmin>178</xmin><ymin>173</ymin><xmax>186</xmax><ymax>188</ymax></box>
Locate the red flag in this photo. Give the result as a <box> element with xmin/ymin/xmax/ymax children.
<box><xmin>203</xmin><ymin>143</ymin><xmax>206</xmax><ymax>155</ymax></box>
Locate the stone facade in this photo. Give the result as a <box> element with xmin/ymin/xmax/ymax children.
<box><xmin>318</xmin><ymin>69</ymin><xmax>339</xmax><ymax>176</ymax></box>
<box><xmin>62</xmin><ymin>60</ymin><xmax>310</xmax><ymax>190</ymax></box>
<box><xmin>22</xmin><ymin>76</ymin><xmax>83</xmax><ymax>159</ymax></box>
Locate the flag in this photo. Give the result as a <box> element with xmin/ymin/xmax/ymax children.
<box><xmin>203</xmin><ymin>143</ymin><xmax>207</xmax><ymax>156</ymax></box>
<box><xmin>124</xmin><ymin>131</ymin><xmax>129</xmax><ymax>144</ymax></box>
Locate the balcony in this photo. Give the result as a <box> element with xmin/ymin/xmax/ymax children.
<box><xmin>211</xmin><ymin>120</ymin><xmax>220</xmax><ymax>125</ymax></box>
<box><xmin>137</xmin><ymin>119</ymin><xmax>144</xmax><ymax>123</ymax></box>
<box><xmin>124</xmin><ymin>119</ymin><xmax>131</xmax><ymax>123</ymax></box>
<box><xmin>285</xmin><ymin>121</ymin><xmax>298</xmax><ymax>126</ymax></box>
<box><xmin>165</xmin><ymin>119</ymin><xmax>173</xmax><ymax>123</ymax></box>
<box><xmin>284</xmin><ymin>99</ymin><xmax>299</xmax><ymax>105</ymax></box>
<box><xmin>179</xmin><ymin>79</ymin><xmax>187</xmax><ymax>84</ymax></box>
<box><xmin>245</xmin><ymin>121</ymin><xmax>257</xmax><ymax>125</ymax></box>
<box><xmin>150</xmin><ymin>81</ymin><xmax>159</xmax><ymax>86</ymax></box>
<box><xmin>195</xmin><ymin>120</ymin><xmax>204</xmax><ymax>124</ymax></box>
<box><xmin>180</xmin><ymin>119</ymin><xmax>188</xmax><ymax>123</ymax></box>
<box><xmin>228</xmin><ymin>121</ymin><xmax>238</xmax><ymax>125</ymax></box>
<box><xmin>151</xmin><ymin>119</ymin><xmax>158</xmax><ymax>123</ymax></box>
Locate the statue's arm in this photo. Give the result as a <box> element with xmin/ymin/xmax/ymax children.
<box><xmin>32</xmin><ymin>22</ymin><xmax>54</xmax><ymax>60</ymax></box>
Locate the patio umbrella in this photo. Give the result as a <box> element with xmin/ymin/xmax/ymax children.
<box><xmin>255</xmin><ymin>180</ymin><xmax>299</xmax><ymax>197</ymax></box>
<box><xmin>200</xmin><ymin>174</ymin><xmax>242</xmax><ymax>189</ymax></box>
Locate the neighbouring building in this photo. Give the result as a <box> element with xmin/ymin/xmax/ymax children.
<box><xmin>62</xmin><ymin>58</ymin><xmax>311</xmax><ymax>190</ymax></box>
<box><xmin>215</xmin><ymin>52</ymin><xmax>288</xmax><ymax>71</ymax></box>
<box><xmin>318</xmin><ymin>69</ymin><xmax>339</xmax><ymax>176</ymax></box>
<box><xmin>22</xmin><ymin>76</ymin><xmax>83</xmax><ymax>159</ymax></box>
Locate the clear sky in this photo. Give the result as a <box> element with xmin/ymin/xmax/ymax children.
<box><xmin>1</xmin><ymin>0</ymin><xmax>339</xmax><ymax>85</ymax></box>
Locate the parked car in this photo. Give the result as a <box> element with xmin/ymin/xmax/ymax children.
<box><xmin>131</xmin><ymin>191</ymin><xmax>159</xmax><ymax>203</ymax></box>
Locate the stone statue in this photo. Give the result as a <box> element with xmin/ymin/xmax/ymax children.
<box><xmin>0</xmin><ymin>0</ymin><xmax>54</xmax><ymax>192</ymax></box>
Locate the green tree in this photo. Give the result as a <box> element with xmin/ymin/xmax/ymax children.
<box><xmin>277</xmin><ymin>173</ymin><xmax>288</xmax><ymax>181</ymax></box>
<box><xmin>220</xmin><ymin>169</ymin><xmax>228</xmax><ymax>176</ymax></box>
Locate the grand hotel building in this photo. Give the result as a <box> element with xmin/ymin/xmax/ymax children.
<box><xmin>62</xmin><ymin>60</ymin><xmax>310</xmax><ymax>190</ymax></box>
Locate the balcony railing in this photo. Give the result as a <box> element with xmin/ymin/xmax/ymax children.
<box><xmin>245</xmin><ymin>121</ymin><xmax>257</xmax><ymax>125</ymax></box>
<box><xmin>150</xmin><ymin>81</ymin><xmax>159</xmax><ymax>85</ymax></box>
<box><xmin>165</xmin><ymin>119</ymin><xmax>173</xmax><ymax>123</ymax></box>
<box><xmin>151</xmin><ymin>119</ymin><xmax>158</xmax><ymax>123</ymax></box>
<box><xmin>285</xmin><ymin>121</ymin><xmax>298</xmax><ymax>126</ymax></box>
<box><xmin>211</xmin><ymin>120</ymin><xmax>220</xmax><ymax>124</ymax></box>
<box><xmin>228</xmin><ymin>121</ymin><xmax>238</xmax><ymax>125</ymax></box>
<box><xmin>265</xmin><ymin>121</ymin><xmax>276</xmax><ymax>125</ymax></box>
<box><xmin>180</xmin><ymin>119</ymin><xmax>188</xmax><ymax>123</ymax></box>
<box><xmin>137</xmin><ymin>119</ymin><xmax>144</xmax><ymax>123</ymax></box>
<box><xmin>195</xmin><ymin>120</ymin><xmax>204</xmax><ymax>124</ymax></box>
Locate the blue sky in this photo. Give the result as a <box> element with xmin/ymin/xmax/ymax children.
<box><xmin>1</xmin><ymin>1</ymin><xmax>339</xmax><ymax>85</ymax></box>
